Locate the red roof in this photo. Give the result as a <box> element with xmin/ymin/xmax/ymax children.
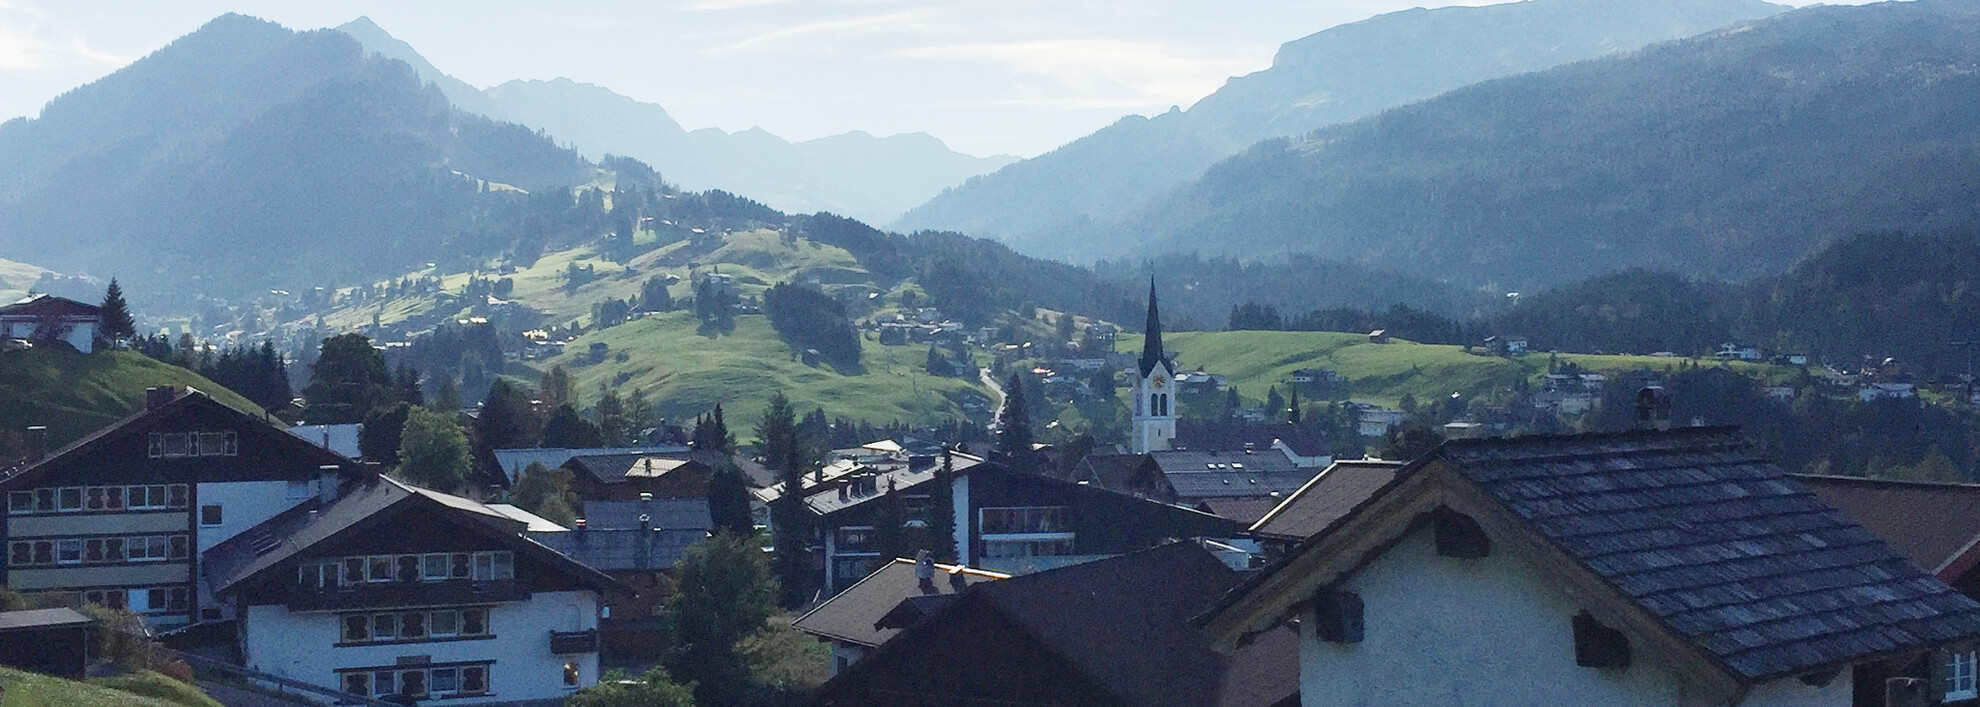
<box><xmin>0</xmin><ymin>295</ymin><xmax>100</xmax><ymax>319</ymax></box>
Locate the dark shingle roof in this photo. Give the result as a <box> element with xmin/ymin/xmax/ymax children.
<box><xmin>578</xmin><ymin>498</ymin><xmax>710</xmax><ymax>531</ymax></box>
<box><xmin>1438</xmin><ymin>427</ymin><xmax>1980</xmax><ymax>680</ymax></box>
<box><xmin>1249</xmin><ymin>459</ymin><xmax>1403</xmax><ymax>541</ymax></box>
<box><xmin>1148</xmin><ymin>450</ymin><xmax>1317</xmax><ymax>502</ymax></box>
<box><xmin>532</xmin><ymin>528</ymin><xmax>705</xmax><ymax>572</ymax></box>
<box><xmin>1173</xmin><ymin>420</ymin><xmax>1327</xmax><ymax>459</ymax></box>
<box><xmin>973</xmin><ymin>542</ymin><xmax>1295</xmax><ymax>707</ymax></box>
<box><xmin>1796</xmin><ymin>474</ymin><xmax>1980</xmax><ymax>577</ymax></box>
<box><xmin>792</xmin><ymin>559</ymin><xmax>1008</xmax><ymax>648</ymax></box>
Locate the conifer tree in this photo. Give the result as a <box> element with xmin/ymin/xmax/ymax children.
<box><xmin>97</xmin><ymin>279</ymin><xmax>135</xmax><ymax>346</ymax></box>
<box><xmin>996</xmin><ymin>373</ymin><xmax>1035</xmax><ymax>471</ymax></box>
<box><xmin>927</xmin><ymin>449</ymin><xmax>958</xmax><ymax>563</ymax></box>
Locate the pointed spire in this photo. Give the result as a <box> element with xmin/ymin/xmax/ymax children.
<box><xmin>1140</xmin><ymin>278</ymin><xmax>1167</xmax><ymax>376</ymax></box>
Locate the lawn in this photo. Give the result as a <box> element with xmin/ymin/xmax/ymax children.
<box><xmin>0</xmin><ymin>348</ymin><xmax>265</xmax><ymax>446</ymax></box>
<box><xmin>0</xmin><ymin>666</ymin><xmax>209</xmax><ymax>707</ymax></box>
<box><xmin>547</xmin><ymin>311</ymin><xmax>990</xmax><ymax>438</ymax></box>
<box><xmin>1122</xmin><ymin>331</ymin><xmax>1793</xmax><ymax>407</ymax></box>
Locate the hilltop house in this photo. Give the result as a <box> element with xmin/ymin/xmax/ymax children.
<box><xmin>0</xmin><ymin>295</ymin><xmax>101</xmax><ymax>353</ymax></box>
<box><xmin>1197</xmin><ymin>428</ymin><xmax>1980</xmax><ymax>707</ymax></box>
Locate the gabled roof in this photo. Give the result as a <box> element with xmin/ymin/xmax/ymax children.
<box><xmin>754</xmin><ymin>453</ymin><xmax>985</xmax><ymax>515</ymax></box>
<box><xmin>205</xmin><ymin>475</ymin><xmax>620</xmax><ymax>597</ymax></box>
<box><xmin>1248</xmin><ymin>459</ymin><xmax>1404</xmax><ymax>541</ymax></box>
<box><xmin>1173</xmin><ymin>420</ymin><xmax>1328</xmax><ymax>459</ymax></box>
<box><xmin>1798</xmin><ymin>474</ymin><xmax>1980</xmax><ymax>580</ymax></box>
<box><xmin>0</xmin><ymin>294</ymin><xmax>99</xmax><ymax>319</ymax></box>
<box><xmin>792</xmin><ymin>558</ymin><xmax>1009</xmax><ymax>648</ymax></box>
<box><xmin>564</xmin><ymin>453</ymin><xmax>700</xmax><ymax>485</ymax></box>
<box><xmin>1202</xmin><ymin>427</ymin><xmax>1980</xmax><ymax>695</ymax></box>
<box><xmin>819</xmin><ymin>542</ymin><xmax>1297</xmax><ymax>707</ymax></box>
<box><xmin>577</xmin><ymin>498</ymin><xmax>710</xmax><ymax>531</ymax></box>
<box><xmin>490</xmin><ymin>445</ymin><xmax>690</xmax><ymax>482</ymax></box>
<box><xmin>0</xmin><ymin>388</ymin><xmax>348</xmax><ymax>487</ymax></box>
<box><xmin>1147</xmin><ymin>450</ymin><xmax>1317</xmax><ymax>502</ymax></box>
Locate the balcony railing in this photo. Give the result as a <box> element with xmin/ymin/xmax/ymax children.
<box><xmin>550</xmin><ymin>629</ymin><xmax>600</xmax><ymax>654</ymax></box>
<box><xmin>288</xmin><ymin>580</ymin><xmax>527</xmax><ymax>612</ymax></box>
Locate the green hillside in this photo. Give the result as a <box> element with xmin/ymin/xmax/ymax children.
<box><xmin>0</xmin><ymin>666</ymin><xmax>217</xmax><ymax>707</ymax></box>
<box><xmin>0</xmin><ymin>348</ymin><xmax>264</xmax><ymax>446</ymax></box>
<box><xmin>1126</xmin><ymin>330</ymin><xmax>1791</xmax><ymax>407</ymax></box>
<box><xmin>545</xmin><ymin>311</ymin><xmax>989</xmax><ymax>435</ymax></box>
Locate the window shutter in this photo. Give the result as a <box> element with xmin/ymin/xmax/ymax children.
<box><xmin>1573</xmin><ymin>611</ymin><xmax>1630</xmax><ymax>669</ymax></box>
<box><xmin>1433</xmin><ymin>508</ymin><xmax>1490</xmax><ymax>558</ymax></box>
<box><xmin>1313</xmin><ymin>590</ymin><xmax>1363</xmax><ymax>644</ymax></box>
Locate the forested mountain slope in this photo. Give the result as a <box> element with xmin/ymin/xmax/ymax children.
<box><xmin>1116</xmin><ymin>0</ymin><xmax>1980</xmax><ymax>291</ymax></box>
<box><xmin>892</xmin><ymin>0</ymin><xmax>1784</xmax><ymax>260</ymax></box>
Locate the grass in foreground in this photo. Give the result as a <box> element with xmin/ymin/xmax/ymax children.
<box><xmin>0</xmin><ymin>666</ymin><xmax>204</xmax><ymax>707</ymax></box>
<box><xmin>85</xmin><ymin>671</ymin><xmax>224</xmax><ymax>707</ymax></box>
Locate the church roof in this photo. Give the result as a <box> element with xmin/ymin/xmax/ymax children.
<box><xmin>1139</xmin><ymin>280</ymin><xmax>1172</xmax><ymax>378</ymax></box>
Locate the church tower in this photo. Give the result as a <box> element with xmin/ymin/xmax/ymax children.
<box><xmin>1131</xmin><ymin>279</ymin><xmax>1177</xmax><ymax>454</ymax></box>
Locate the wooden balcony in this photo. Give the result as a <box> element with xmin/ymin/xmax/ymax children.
<box><xmin>287</xmin><ymin>580</ymin><xmax>527</xmax><ymax>612</ymax></box>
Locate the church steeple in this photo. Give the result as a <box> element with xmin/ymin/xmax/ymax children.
<box><xmin>1139</xmin><ymin>278</ymin><xmax>1168</xmax><ymax>377</ymax></box>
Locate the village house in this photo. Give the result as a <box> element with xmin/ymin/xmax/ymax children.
<box><xmin>489</xmin><ymin>444</ymin><xmax>690</xmax><ymax>487</ymax></box>
<box><xmin>532</xmin><ymin>496</ymin><xmax>710</xmax><ymax>658</ymax></box>
<box><xmin>1077</xmin><ymin>446</ymin><xmax>1326</xmax><ymax>525</ymax></box>
<box><xmin>1246</xmin><ymin>459</ymin><xmax>1403</xmax><ymax>561</ymax></box>
<box><xmin>0</xmin><ymin>387</ymin><xmax>352</xmax><ymax>627</ymax></box>
<box><xmin>0</xmin><ymin>294</ymin><xmax>101</xmax><ymax>353</ymax></box>
<box><xmin>204</xmin><ymin>474</ymin><xmax>620</xmax><ymax>703</ymax></box>
<box><xmin>1197</xmin><ymin>427</ymin><xmax>1980</xmax><ymax>707</ymax></box>
<box><xmin>812</xmin><ymin>542</ymin><xmax>1298</xmax><ymax>707</ymax></box>
<box><xmin>1355</xmin><ymin>405</ymin><xmax>1406</xmax><ymax>437</ymax></box>
<box><xmin>560</xmin><ymin>453</ymin><xmax>714</xmax><ymax>501</ymax></box>
<box><xmin>791</xmin><ymin>556</ymin><xmax>1008</xmax><ymax>674</ymax></box>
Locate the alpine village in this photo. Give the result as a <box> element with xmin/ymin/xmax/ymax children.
<box><xmin>12</xmin><ymin>1</ymin><xmax>1980</xmax><ymax>706</ymax></box>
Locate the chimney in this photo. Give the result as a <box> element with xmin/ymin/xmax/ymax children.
<box><xmin>1635</xmin><ymin>386</ymin><xmax>1672</xmax><ymax>431</ymax></box>
<box><xmin>639</xmin><ymin>492</ymin><xmax>652</xmax><ymax>504</ymax></box>
<box><xmin>638</xmin><ymin>514</ymin><xmax>651</xmax><ymax>532</ymax></box>
<box><xmin>145</xmin><ymin>387</ymin><xmax>176</xmax><ymax>410</ymax></box>
<box><xmin>317</xmin><ymin>465</ymin><xmax>340</xmax><ymax>504</ymax></box>
<box><xmin>24</xmin><ymin>426</ymin><xmax>46</xmax><ymax>462</ymax></box>
<box><xmin>914</xmin><ymin>550</ymin><xmax>936</xmax><ymax>594</ymax></box>
<box><xmin>948</xmin><ymin>566</ymin><xmax>967</xmax><ymax>592</ymax></box>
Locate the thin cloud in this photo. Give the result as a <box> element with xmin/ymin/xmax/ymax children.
<box><xmin>895</xmin><ymin>38</ymin><xmax>1262</xmax><ymax>107</ymax></box>
<box><xmin>709</xmin><ymin>8</ymin><xmax>939</xmax><ymax>53</ymax></box>
<box><xmin>0</xmin><ymin>0</ymin><xmax>128</xmax><ymax>75</ymax></box>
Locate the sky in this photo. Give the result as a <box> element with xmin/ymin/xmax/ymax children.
<box><xmin>0</xmin><ymin>0</ymin><xmax>1835</xmax><ymax>158</ymax></box>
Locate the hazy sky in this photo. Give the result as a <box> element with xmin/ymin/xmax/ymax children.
<box><xmin>0</xmin><ymin>0</ymin><xmax>1833</xmax><ymax>158</ymax></box>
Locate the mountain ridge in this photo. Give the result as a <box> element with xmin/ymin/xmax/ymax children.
<box><xmin>891</xmin><ymin>0</ymin><xmax>1787</xmax><ymax>259</ymax></box>
<box><xmin>334</xmin><ymin>18</ymin><xmax>1014</xmax><ymax>225</ymax></box>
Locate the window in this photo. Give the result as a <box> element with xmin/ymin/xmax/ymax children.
<box><xmin>103</xmin><ymin>537</ymin><xmax>124</xmax><ymax>562</ymax></box>
<box><xmin>430</xmin><ymin>610</ymin><xmax>459</xmax><ymax>637</ymax></box>
<box><xmin>199</xmin><ymin>504</ymin><xmax>222</xmax><ymax>526</ymax></box>
<box><xmin>401</xmin><ymin>670</ymin><xmax>427</xmax><ymax>697</ymax></box>
<box><xmin>7</xmin><ymin>542</ymin><xmax>27</xmax><ymax>564</ymax></box>
<box><xmin>8</xmin><ymin>491</ymin><xmax>30</xmax><ymax>512</ymax></box>
<box><xmin>371</xmin><ymin>671</ymin><xmax>395</xmax><ymax>698</ymax></box>
<box><xmin>169</xmin><ymin>535</ymin><xmax>188</xmax><ymax>560</ymax></box>
<box><xmin>198</xmin><ymin>432</ymin><xmax>236</xmax><ymax>456</ymax></box>
<box><xmin>450</xmin><ymin>553</ymin><xmax>470</xmax><ymax>579</ymax></box>
<box><xmin>371</xmin><ymin>613</ymin><xmax>398</xmax><ymax>640</ymax></box>
<box><xmin>298</xmin><ymin>561</ymin><xmax>338</xmax><ymax>588</ymax></box>
<box><xmin>397</xmin><ymin>555</ymin><xmax>420</xmax><ymax>582</ymax></box>
<box><xmin>470</xmin><ymin>551</ymin><xmax>514</xmax><ymax>581</ymax></box>
<box><xmin>166</xmin><ymin>484</ymin><xmax>188</xmax><ymax>509</ymax></box>
<box><xmin>834</xmin><ymin>527</ymin><xmax>878</xmax><ymax>554</ymax></box>
<box><xmin>29</xmin><ymin>541</ymin><xmax>51</xmax><ymax>565</ymax></box>
<box><xmin>1948</xmin><ymin>650</ymin><xmax>1978</xmax><ymax>701</ymax></box>
<box><xmin>85</xmin><ymin>487</ymin><xmax>104</xmax><ymax>511</ymax></box>
<box><xmin>431</xmin><ymin>667</ymin><xmax>459</xmax><ymax>694</ymax></box>
<box><xmin>54</xmin><ymin>540</ymin><xmax>81</xmax><ymax>564</ymax></box>
<box><xmin>979</xmin><ymin>507</ymin><xmax>1071</xmax><ymax>535</ymax></box>
<box><xmin>563</xmin><ymin>662</ymin><xmax>579</xmax><ymax>688</ymax></box>
<box><xmin>367</xmin><ymin>556</ymin><xmax>393</xmax><ymax>583</ymax></box>
<box><xmin>401</xmin><ymin>611</ymin><xmax>426</xmax><ymax>638</ymax></box>
<box><xmin>422</xmin><ymin>554</ymin><xmax>450</xmax><ymax>581</ymax></box>
<box><xmin>341</xmin><ymin>557</ymin><xmax>365</xmax><ymax>585</ymax></box>
<box><xmin>130</xmin><ymin>485</ymin><xmax>168</xmax><ymax>510</ymax></box>
<box><xmin>982</xmin><ymin>538</ymin><xmax>1076</xmax><ymax>559</ymax></box>
<box><xmin>58</xmin><ymin>487</ymin><xmax>81</xmax><ymax>511</ymax></box>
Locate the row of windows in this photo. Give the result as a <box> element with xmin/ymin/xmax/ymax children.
<box><xmin>9</xmin><ymin>534</ymin><xmax>189</xmax><ymax>566</ymax></box>
<box><xmin>9</xmin><ymin>484</ymin><xmax>189</xmax><ymax>514</ymax></box>
<box><xmin>297</xmin><ymin>551</ymin><xmax>515</xmax><ymax>588</ymax></box>
<box><xmin>979</xmin><ymin>506</ymin><xmax>1071</xmax><ymax>535</ymax></box>
<box><xmin>339</xmin><ymin>607</ymin><xmax>490</xmax><ymax>644</ymax></box>
<box><xmin>82</xmin><ymin>586</ymin><xmax>190</xmax><ymax>615</ymax></box>
<box><xmin>339</xmin><ymin>663</ymin><xmax>490</xmax><ymax>700</ymax></box>
<box><xmin>147</xmin><ymin>431</ymin><xmax>237</xmax><ymax>458</ymax></box>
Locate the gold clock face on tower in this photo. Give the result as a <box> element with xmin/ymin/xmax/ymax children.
<box><xmin>1153</xmin><ymin>375</ymin><xmax>1166</xmax><ymax>389</ymax></box>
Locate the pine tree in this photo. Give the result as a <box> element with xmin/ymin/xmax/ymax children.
<box><xmin>876</xmin><ymin>477</ymin><xmax>906</xmax><ymax>561</ymax></box>
<box><xmin>761</xmin><ymin>393</ymin><xmax>813</xmax><ymax>607</ymax></box>
<box><xmin>927</xmin><ymin>449</ymin><xmax>958</xmax><ymax>563</ymax></box>
<box><xmin>97</xmin><ymin>279</ymin><xmax>135</xmax><ymax>346</ymax></box>
<box><xmin>1288</xmin><ymin>388</ymin><xmax>1303</xmax><ymax>424</ymax></box>
<box><xmin>996</xmin><ymin>373</ymin><xmax>1035</xmax><ymax>472</ymax></box>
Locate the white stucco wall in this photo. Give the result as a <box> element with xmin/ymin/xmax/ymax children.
<box><xmin>1297</xmin><ymin>527</ymin><xmax>1849</xmax><ymax>707</ymax></box>
<box><xmin>243</xmin><ymin>590</ymin><xmax>600</xmax><ymax>704</ymax></box>
<box><xmin>196</xmin><ymin>481</ymin><xmax>316</xmax><ymax>552</ymax></box>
